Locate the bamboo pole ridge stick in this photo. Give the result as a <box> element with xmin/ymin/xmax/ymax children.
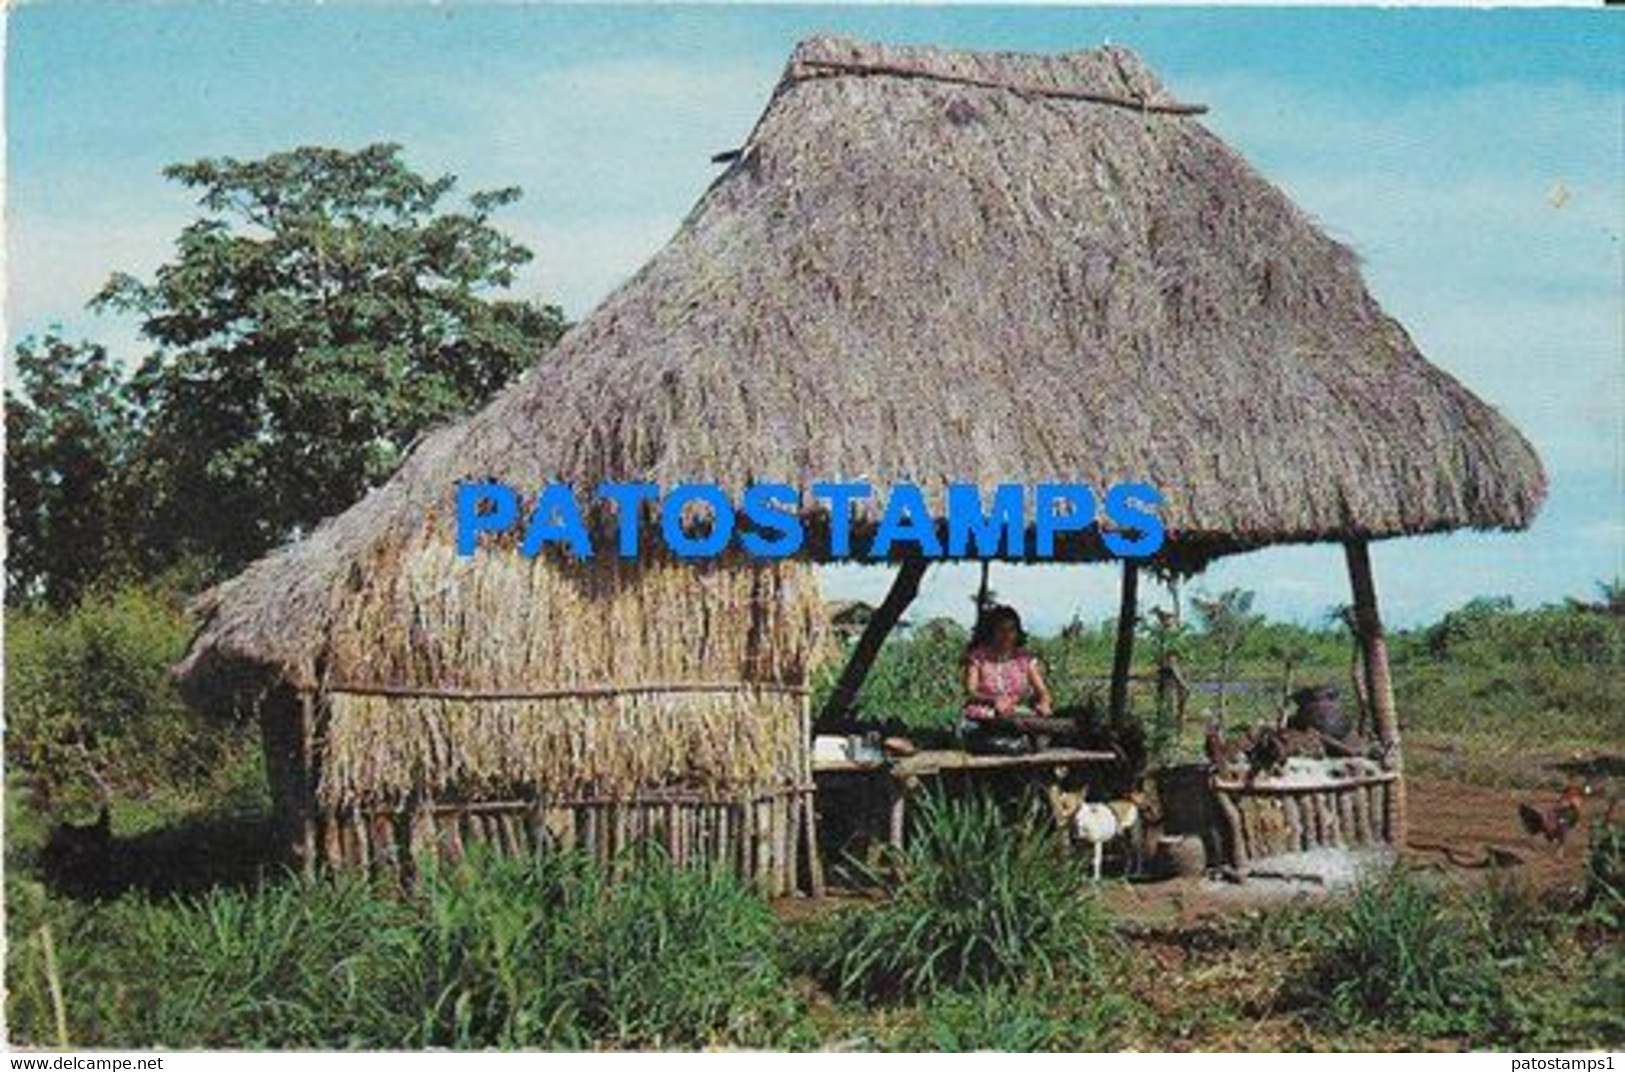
<box><xmin>328</xmin><ymin>680</ymin><xmax>810</xmax><ymax>701</ymax></box>
<box><xmin>357</xmin><ymin>787</ymin><xmax>816</xmax><ymax>816</ymax></box>
<box><xmin>370</xmin><ymin>811</ymin><xmax>395</xmax><ymax>869</ymax></box>
<box><xmin>1344</xmin><ymin>539</ymin><xmax>1408</xmax><ymax>848</ymax></box>
<box><xmin>1238</xmin><ymin>799</ymin><xmax>1260</xmax><ymax>858</ymax></box>
<box><xmin>525</xmin><ymin>802</ymin><xmax>546</xmax><ymax>853</ymax></box>
<box><xmin>1344</xmin><ymin>786</ymin><xmax>1363</xmax><ymax>846</ymax></box>
<box><xmin>320</xmin><ymin>810</ymin><xmax>343</xmax><ymax>868</ymax></box>
<box><xmin>1338</xmin><ymin>789</ymin><xmax>1359</xmax><ymax>847</ymax></box>
<box><xmin>1240</xmin><ymin>799</ymin><xmax>1260</xmax><ymax>858</ymax></box>
<box><xmin>1109</xmin><ymin>561</ymin><xmax>1141</xmax><ymax>724</ymax></box>
<box><xmin>780</xmin><ymin>795</ymin><xmax>793</xmax><ymax>896</ymax></box>
<box><xmin>791</xmin><ymin>57</ymin><xmax>1210</xmax><ymax>115</ymax></box>
<box><xmin>820</xmin><ymin>556</ymin><xmax>929</xmax><ymax>727</ymax></box>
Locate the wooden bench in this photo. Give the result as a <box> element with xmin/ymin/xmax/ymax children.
<box><xmin>814</xmin><ymin>747</ymin><xmax>1120</xmax><ymax>849</ymax></box>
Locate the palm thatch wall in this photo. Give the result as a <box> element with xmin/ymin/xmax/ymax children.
<box><xmin>317</xmin><ymin>543</ymin><xmax>824</xmax><ymax>807</ymax></box>
<box><xmin>245</xmin><ymin>550</ymin><xmax>827</xmax><ymax>890</ymax></box>
<box><xmin>178</xmin><ymin>36</ymin><xmax>1546</xmax><ymax>885</ymax></box>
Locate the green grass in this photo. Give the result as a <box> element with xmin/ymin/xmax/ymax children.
<box><xmin>6</xmin><ymin>849</ymin><xmax>803</xmax><ymax>1049</ymax></box>
<box><xmin>799</xmin><ymin>792</ymin><xmax>1109</xmax><ymax>1000</ymax></box>
<box><xmin>862</xmin><ymin>982</ymin><xmax>1142</xmax><ymax>1051</ymax></box>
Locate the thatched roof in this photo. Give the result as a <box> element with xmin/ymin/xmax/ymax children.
<box><xmin>177</xmin><ymin>35</ymin><xmax>1544</xmax><ymax>701</ymax></box>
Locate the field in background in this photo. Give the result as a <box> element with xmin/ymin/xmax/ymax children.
<box><xmin>819</xmin><ymin>588</ymin><xmax>1623</xmax><ymax>784</ymax></box>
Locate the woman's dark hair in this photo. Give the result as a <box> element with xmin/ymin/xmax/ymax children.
<box><xmin>968</xmin><ymin>603</ymin><xmax>1028</xmax><ymax>654</ymax></box>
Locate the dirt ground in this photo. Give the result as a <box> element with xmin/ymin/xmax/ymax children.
<box><xmin>1101</xmin><ymin>756</ymin><xmax>1616</xmax><ymax>926</ymax></box>
<box><xmin>1403</xmin><ymin>776</ymin><xmax>1594</xmax><ymax>886</ymax></box>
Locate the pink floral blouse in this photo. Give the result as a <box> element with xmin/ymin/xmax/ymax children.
<box><xmin>963</xmin><ymin>647</ymin><xmax>1036</xmax><ymax>721</ymax></box>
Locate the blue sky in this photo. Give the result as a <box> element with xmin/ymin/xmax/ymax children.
<box><xmin>7</xmin><ymin>4</ymin><xmax>1621</xmax><ymax>630</ymax></box>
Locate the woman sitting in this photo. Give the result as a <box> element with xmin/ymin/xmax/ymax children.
<box><xmin>962</xmin><ymin>604</ymin><xmax>1055</xmax><ymax>733</ymax></box>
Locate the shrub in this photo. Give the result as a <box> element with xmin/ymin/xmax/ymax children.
<box><xmin>4</xmin><ymin>586</ymin><xmax>254</xmax><ymax>810</ymax></box>
<box><xmin>1304</xmin><ymin>870</ymin><xmax>1509</xmax><ymax>1039</ymax></box>
<box><xmin>806</xmin><ymin>792</ymin><xmax>1107</xmax><ymax>999</ymax></box>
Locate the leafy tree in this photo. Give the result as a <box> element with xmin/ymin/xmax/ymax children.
<box><xmin>95</xmin><ymin>143</ymin><xmax>565</xmax><ymax>575</ymax></box>
<box><xmin>1192</xmin><ymin>588</ymin><xmax>1262</xmax><ymax>720</ymax></box>
<box><xmin>1423</xmin><ymin>595</ymin><xmax>1515</xmax><ymax>658</ymax></box>
<box><xmin>5</xmin><ymin>334</ymin><xmax>141</xmax><ymax>606</ymax></box>
<box><xmin>1568</xmin><ymin>578</ymin><xmax>1625</xmax><ymax>616</ymax></box>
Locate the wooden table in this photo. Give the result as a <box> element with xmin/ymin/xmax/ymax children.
<box><xmin>814</xmin><ymin>747</ymin><xmax>1121</xmax><ymax>849</ymax></box>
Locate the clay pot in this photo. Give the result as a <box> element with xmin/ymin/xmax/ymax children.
<box><xmin>1288</xmin><ymin>686</ymin><xmax>1352</xmax><ymax>740</ymax></box>
<box><xmin>1156</xmin><ymin>834</ymin><xmax>1208</xmax><ymax>879</ymax></box>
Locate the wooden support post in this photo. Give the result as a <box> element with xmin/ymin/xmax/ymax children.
<box><xmin>886</xmin><ymin>776</ymin><xmax>918</xmax><ymax>852</ymax></box>
<box><xmin>819</xmin><ymin>556</ymin><xmax>929</xmax><ymax>728</ymax></box>
<box><xmin>261</xmin><ymin>688</ymin><xmax>320</xmax><ymax>875</ymax></box>
<box><xmin>1344</xmin><ymin>539</ymin><xmax>1407</xmax><ymax>847</ymax></box>
<box><xmin>801</xmin><ymin>792</ymin><xmax>826</xmax><ymax>897</ymax></box>
<box><xmin>297</xmin><ymin>690</ymin><xmax>318</xmax><ymax>876</ymax></box>
<box><xmin>1109</xmin><ymin>561</ymin><xmax>1140</xmax><ymax>724</ymax></box>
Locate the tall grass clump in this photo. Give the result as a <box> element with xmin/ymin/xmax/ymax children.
<box><xmin>563</xmin><ymin>852</ymin><xmax>800</xmax><ymax>1047</ymax></box>
<box><xmin>1583</xmin><ymin>814</ymin><xmax>1623</xmax><ymax>929</ymax></box>
<box><xmin>127</xmin><ymin>874</ymin><xmax>416</xmax><ymax>1046</ymax></box>
<box><xmin>806</xmin><ymin>792</ymin><xmax>1106</xmax><ymax>999</ymax></box>
<box><xmin>6</xmin><ymin>872</ymin><xmax>414</xmax><ymax>1047</ymax></box>
<box><xmin>405</xmin><ymin>850</ymin><xmax>583</xmax><ymax>1047</ymax></box>
<box><xmin>408</xmin><ymin>848</ymin><xmax>798</xmax><ymax>1048</ymax></box>
<box><xmin>1304</xmin><ymin>870</ymin><xmax>1509</xmax><ymax>1039</ymax></box>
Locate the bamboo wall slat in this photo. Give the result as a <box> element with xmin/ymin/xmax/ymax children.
<box><xmin>311</xmin><ymin>788</ymin><xmax>817</xmax><ymax>897</ymax></box>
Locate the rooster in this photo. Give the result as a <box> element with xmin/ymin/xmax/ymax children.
<box><xmin>1518</xmin><ymin>784</ymin><xmax>1587</xmax><ymax>849</ymax></box>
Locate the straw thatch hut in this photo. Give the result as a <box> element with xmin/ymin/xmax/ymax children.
<box><xmin>177</xmin><ymin>36</ymin><xmax>1543</xmax><ymax>886</ymax></box>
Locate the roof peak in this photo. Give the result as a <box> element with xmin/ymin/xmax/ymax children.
<box><xmin>785</xmin><ymin>35</ymin><xmax>1206</xmax><ymax>115</ymax></box>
